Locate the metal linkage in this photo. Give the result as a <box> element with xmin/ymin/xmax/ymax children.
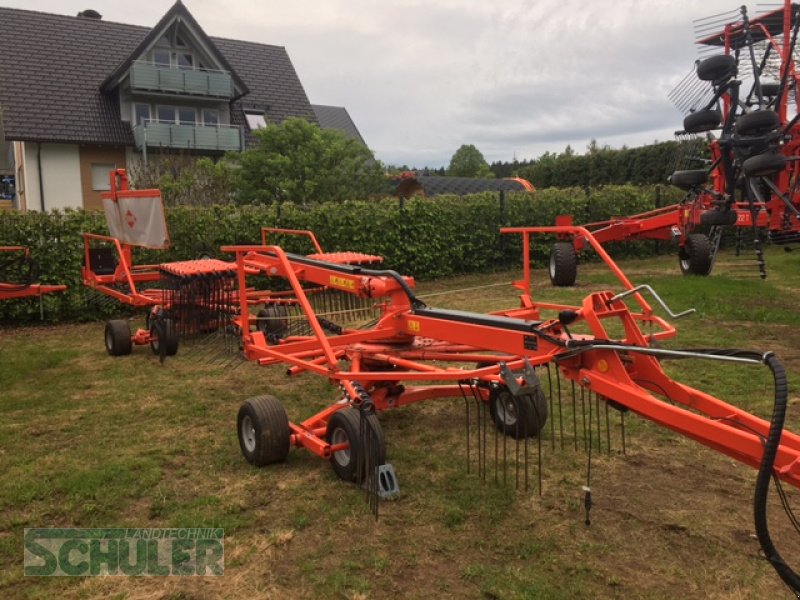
<box><xmin>606</xmin><ymin>284</ymin><xmax>696</xmax><ymax>319</ymax></box>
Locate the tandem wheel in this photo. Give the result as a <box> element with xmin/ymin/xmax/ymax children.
<box><xmin>237</xmin><ymin>395</ymin><xmax>291</xmax><ymax>466</ymax></box>
<box><xmin>489</xmin><ymin>386</ymin><xmax>548</xmax><ymax>439</ymax></box>
<box><xmin>104</xmin><ymin>319</ymin><xmax>132</xmax><ymax>356</ymax></box>
<box><xmin>326</xmin><ymin>408</ymin><xmax>386</xmax><ymax>483</ymax></box>
<box><xmin>549</xmin><ymin>242</ymin><xmax>578</xmax><ymax>287</ymax></box>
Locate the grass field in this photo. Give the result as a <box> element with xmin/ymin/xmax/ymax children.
<box><xmin>1</xmin><ymin>246</ymin><xmax>799</xmax><ymax>599</ymax></box>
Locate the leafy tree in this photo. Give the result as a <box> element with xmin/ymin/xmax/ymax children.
<box><xmin>447</xmin><ymin>144</ymin><xmax>494</xmax><ymax>178</ymax></box>
<box><xmin>128</xmin><ymin>153</ymin><xmax>236</xmax><ymax>206</ymax></box>
<box><xmin>230</xmin><ymin>118</ymin><xmax>387</xmax><ymax>204</ymax></box>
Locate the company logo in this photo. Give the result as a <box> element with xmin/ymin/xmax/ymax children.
<box><xmin>24</xmin><ymin>528</ymin><xmax>224</xmax><ymax>576</ymax></box>
<box><xmin>329</xmin><ymin>275</ymin><xmax>355</xmax><ymax>290</ymax></box>
<box><xmin>125</xmin><ymin>209</ymin><xmax>137</xmax><ymax>229</ymax></box>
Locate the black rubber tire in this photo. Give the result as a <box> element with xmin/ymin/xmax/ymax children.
<box><xmin>104</xmin><ymin>320</ymin><xmax>132</xmax><ymax>356</ymax></box>
<box><xmin>257</xmin><ymin>304</ymin><xmax>289</xmax><ymax>339</ymax></box>
<box><xmin>669</xmin><ymin>169</ymin><xmax>708</xmax><ymax>190</ymax></box>
<box><xmin>735</xmin><ymin>110</ymin><xmax>780</xmax><ymax>136</ymax></box>
<box><xmin>759</xmin><ymin>82</ymin><xmax>780</xmax><ymax>97</ymax></box>
<box><xmin>237</xmin><ymin>395</ymin><xmax>290</xmax><ymax>467</ymax></box>
<box><xmin>549</xmin><ymin>242</ymin><xmax>577</xmax><ymax>287</ymax></box>
<box><xmin>696</xmin><ymin>54</ymin><xmax>736</xmax><ymax>82</ymax></box>
<box><xmin>743</xmin><ymin>152</ymin><xmax>786</xmax><ymax>177</ymax></box>
<box><xmin>489</xmin><ymin>386</ymin><xmax>548</xmax><ymax>439</ymax></box>
<box><xmin>149</xmin><ymin>317</ymin><xmax>179</xmax><ymax>356</ymax></box>
<box><xmin>683</xmin><ymin>109</ymin><xmax>721</xmax><ymax>133</ymax></box>
<box><xmin>679</xmin><ymin>233</ymin><xmax>713</xmax><ymax>276</ymax></box>
<box><xmin>326</xmin><ymin>408</ymin><xmax>386</xmax><ymax>483</ymax></box>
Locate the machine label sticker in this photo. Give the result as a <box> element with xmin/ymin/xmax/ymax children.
<box><xmin>329</xmin><ymin>276</ymin><xmax>355</xmax><ymax>290</ymax></box>
<box><xmin>407</xmin><ymin>319</ymin><xmax>421</xmax><ymax>333</ymax></box>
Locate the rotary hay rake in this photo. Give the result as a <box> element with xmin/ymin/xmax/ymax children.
<box><xmin>82</xmin><ymin>169</ymin><xmax>383</xmax><ymax>362</ymax></box>
<box><xmin>0</xmin><ymin>246</ymin><xmax>66</xmax><ymax>317</ymax></box>
<box><xmin>224</xmin><ymin>226</ymin><xmax>800</xmax><ymax>594</ymax></box>
<box><xmin>549</xmin><ymin>1</ymin><xmax>800</xmax><ymax>286</ymax></box>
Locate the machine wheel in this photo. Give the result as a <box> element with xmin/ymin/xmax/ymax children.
<box><xmin>679</xmin><ymin>234</ymin><xmax>713</xmax><ymax>276</ymax></box>
<box><xmin>326</xmin><ymin>408</ymin><xmax>386</xmax><ymax>483</ymax></box>
<box><xmin>237</xmin><ymin>395</ymin><xmax>290</xmax><ymax>466</ymax></box>
<box><xmin>683</xmin><ymin>109</ymin><xmax>721</xmax><ymax>133</ymax></box>
<box><xmin>696</xmin><ymin>54</ymin><xmax>736</xmax><ymax>82</ymax></box>
<box><xmin>149</xmin><ymin>317</ymin><xmax>179</xmax><ymax>356</ymax></box>
<box><xmin>735</xmin><ymin>110</ymin><xmax>780</xmax><ymax>136</ymax></box>
<box><xmin>489</xmin><ymin>386</ymin><xmax>548</xmax><ymax>439</ymax></box>
<box><xmin>257</xmin><ymin>304</ymin><xmax>289</xmax><ymax>339</ymax></box>
<box><xmin>669</xmin><ymin>169</ymin><xmax>708</xmax><ymax>190</ymax></box>
<box><xmin>742</xmin><ymin>152</ymin><xmax>787</xmax><ymax>177</ymax></box>
<box><xmin>549</xmin><ymin>242</ymin><xmax>577</xmax><ymax>287</ymax></box>
<box><xmin>104</xmin><ymin>320</ymin><xmax>132</xmax><ymax>356</ymax></box>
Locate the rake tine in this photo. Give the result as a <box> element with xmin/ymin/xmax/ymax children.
<box><xmin>572</xmin><ymin>380</ymin><xmax>578</xmax><ymax>451</ymax></box>
<box><xmin>546</xmin><ymin>365</ymin><xmax>555</xmax><ymax>451</ymax></box>
<box><xmin>460</xmin><ymin>383</ymin><xmax>471</xmax><ymax>475</ymax></box>
<box><xmin>605</xmin><ymin>398</ymin><xmax>611</xmax><ymax>455</ymax></box>
<box><xmin>596</xmin><ymin>393</ymin><xmax>602</xmax><ymax>454</ymax></box>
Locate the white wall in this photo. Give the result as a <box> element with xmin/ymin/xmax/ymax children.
<box><xmin>23</xmin><ymin>143</ymin><xmax>83</xmax><ymax>211</ymax></box>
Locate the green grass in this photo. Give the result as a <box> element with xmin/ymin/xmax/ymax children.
<box><xmin>1</xmin><ymin>245</ymin><xmax>799</xmax><ymax>599</ymax></box>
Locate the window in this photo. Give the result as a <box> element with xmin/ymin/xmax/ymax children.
<box><xmin>176</xmin><ymin>52</ymin><xmax>194</xmax><ymax>70</ymax></box>
<box><xmin>202</xmin><ymin>109</ymin><xmax>219</xmax><ymax>126</ymax></box>
<box><xmin>153</xmin><ymin>49</ymin><xmax>170</xmax><ymax>67</ymax></box>
<box><xmin>156</xmin><ymin>106</ymin><xmax>196</xmax><ymax>125</ymax></box>
<box><xmin>91</xmin><ymin>164</ymin><xmax>116</xmax><ymax>191</ymax></box>
<box><xmin>151</xmin><ymin>49</ymin><xmax>194</xmax><ymax>70</ymax></box>
<box><xmin>134</xmin><ymin>104</ymin><xmax>151</xmax><ymax>126</ymax></box>
<box><xmin>157</xmin><ymin>105</ymin><xmax>175</xmax><ymax>123</ymax></box>
<box><xmin>244</xmin><ymin>110</ymin><xmax>266</xmax><ymax>130</ymax></box>
<box><xmin>178</xmin><ymin>107</ymin><xmax>196</xmax><ymax>125</ymax></box>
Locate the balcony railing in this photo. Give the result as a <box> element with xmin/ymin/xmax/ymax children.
<box><xmin>130</xmin><ymin>61</ymin><xmax>234</xmax><ymax>98</ymax></box>
<box><xmin>133</xmin><ymin>121</ymin><xmax>243</xmax><ymax>153</ymax></box>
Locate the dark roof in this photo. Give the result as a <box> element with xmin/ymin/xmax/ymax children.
<box><xmin>0</xmin><ymin>4</ymin><xmax>317</xmax><ymax>146</ymax></box>
<box><xmin>311</xmin><ymin>104</ymin><xmax>367</xmax><ymax>145</ymax></box>
<box><xmin>416</xmin><ymin>176</ymin><xmax>531</xmax><ymax>196</ymax></box>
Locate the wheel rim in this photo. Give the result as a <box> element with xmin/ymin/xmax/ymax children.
<box><xmin>240</xmin><ymin>415</ymin><xmax>256</xmax><ymax>453</ymax></box>
<box><xmin>549</xmin><ymin>253</ymin><xmax>557</xmax><ymax>279</ymax></box>
<box><xmin>679</xmin><ymin>256</ymin><xmax>690</xmax><ymax>271</ymax></box>
<box><xmin>496</xmin><ymin>393</ymin><xmax>518</xmax><ymax>426</ymax></box>
<box><xmin>331</xmin><ymin>428</ymin><xmax>351</xmax><ymax>467</ymax></box>
<box><xmin>105</xmin><ymin>329</ymin><xmax>113</xmax><ymax>351</ymax></box>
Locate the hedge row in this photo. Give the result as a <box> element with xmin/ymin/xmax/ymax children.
<box><xmin>0</xmin><ymin>184</ymin><xmax>682</xmax><ymax>322</ymax></box>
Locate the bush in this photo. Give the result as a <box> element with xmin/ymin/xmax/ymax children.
<box><xmin>0</xmin><ymin>185</ymin><xmax>666</xmax><ymax>323</ymax></box>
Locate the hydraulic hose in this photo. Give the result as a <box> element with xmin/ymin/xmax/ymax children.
<box><xmin>754</xmin><ymin>353</ymin><xmax>800</xmax><ymax>596</ymax></box>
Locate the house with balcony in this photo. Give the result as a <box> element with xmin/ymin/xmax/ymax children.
<box><xmin>0</xmin><ymin>2</ymin><xmax>364</xmax><ymax>211</ymax></box>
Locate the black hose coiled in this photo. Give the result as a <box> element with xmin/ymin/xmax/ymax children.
<box><xmin>754</xmin><ymin>353</ymin><xmax>800</xmax><ymax>596</ymax></box>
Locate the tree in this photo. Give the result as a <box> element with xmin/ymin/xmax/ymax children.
<box><xmin>230</xmin><ymin>118</ymin><xmax>387</xmax><ymax>204</ymax></box>
<box><xmin>447</xmin><ymin>144</ymin><xmax>494</xmax><ymax>178</ymax></box>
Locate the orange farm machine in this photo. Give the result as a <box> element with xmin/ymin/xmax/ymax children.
<box><xmin>549</xmin><ymin>1</ymin><xmax>800</xmax><ymax>285</ymax></box>
<box><xmin>0</xmin><ymin>246</ymin><xmax>66</xmax><ymax>316</ymax></box>
<box><xmin>82</xmin><ymin>169</ymin><xmax>383</xmax><ymax>360</ymax></box>
<box><xmin>223</xmin><ymin>225</ymin><xmax>800</xmax><ymax>594</ymax></box>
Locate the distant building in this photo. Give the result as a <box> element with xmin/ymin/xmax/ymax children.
<box><xmin>0</xmin><ymin>1</ymin><xmax>363</xmax><ymax>211</ymax></box>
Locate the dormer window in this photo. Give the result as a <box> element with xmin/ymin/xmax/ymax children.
<box><xmin>245</xmin><ymin>110</ymin><xmax>266</xmax><ymax>130</ymax></box>
<box><xmin>150</xmin><ymin>49</ymin><xmax>194</xmax><ymax>70</ymax></box>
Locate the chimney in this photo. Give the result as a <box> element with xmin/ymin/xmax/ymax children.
<box><xmin>77</xmin><ymin>9</ymin><xmax>102</xmax><ymax>19</ymax></box>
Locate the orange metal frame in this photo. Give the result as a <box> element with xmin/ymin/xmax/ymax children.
<box><xmin>222</xmin><ymin>228</ymin><xmax>800</xmax><ymax>490</ymax></box>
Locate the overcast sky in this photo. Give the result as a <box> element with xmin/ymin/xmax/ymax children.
<box><xmin>5</xmin><ymin>0</ymin><xmax>756</xmax><ymax>167</ymax></box>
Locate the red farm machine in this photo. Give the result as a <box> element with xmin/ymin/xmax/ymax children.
<box><xmin>548</xmin><ymin>1</ymin><xmax>800</xmax><ymax>286</ymax></box>
<box><xmin>82</xmin><ymin>169</ymin><xmax>383</xmax><ymax>360</ymax></box>
<box><xmin>221</xmin><ymin>224</ymin><xmax>800</xmax><ymax>594</ymax></box>
<box><xmin>0</xmin><ymin>246</ymin><xmax>66</xmax><ymax>316</ymax></box>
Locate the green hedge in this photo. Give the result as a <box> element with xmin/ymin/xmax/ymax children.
<box><xmin>0</xmin><ymin>185</ymin><xmax>668</xmax><ymax>322</ymax></box>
